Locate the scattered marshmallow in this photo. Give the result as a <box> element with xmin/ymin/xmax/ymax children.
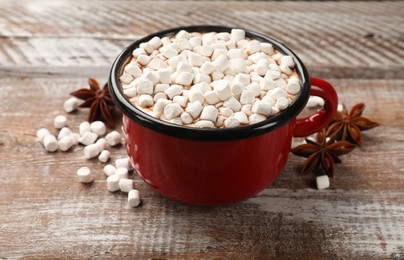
<box><xmin>107</xmin><ymin>175</ymin><xmax>120</xmax><ymax>192</ymax></box>
<box><xmin>115</xmin><ymin>157</ymin><xmax>133</xmax><ymax>171</ymax></box>
<box><xmin>90</xmin><ymin>121</ymin><xmax>107</xmax><ymax>136</ymax></box>
<box><xmin>119</xmin><ymin>179</ymin><xmax>134</xmax><ymax>193</ymax></box>
<box><xmin>36</xmin><ymin>128</ymin><xmax>50</xmax><ymax>142</ymax></box>
<box><xmin>58</xmin><ymin>135</ymin><xmax>75</xmax><ymax>152</ymax></box>
<box><xmin>103</xmin><ymin>164</ymin><xmax>116</xmax><ymax>177</ymax></box>
<box><xmin>79</xmin><ymin>131</ymin><xmax>98</xmax><ymax>145</ymax></box>
<box><xmin>306</xmin><ymin>96</ymin><xmax>325</xmax><ymax>108</ymax></box>
<box><xmin>79</xmin><ymin>121</ymin><xmax>91</xmax><ymax>136</ymax></box>
<box><xmin>316</xmin><ymin>175</ymin><xmax>330</xmax><ymax>190</ymax></box>
<box><xmin>105</xmin><ymin>131</ymin><xmax>122</xmax><ymax>146</ymax></box>
<box><xmin>116</xmin><ymin>167</ymin><xmax>129</xmax><ymax>179</ymax></box>
<box><xmin>58</xmin><ymin>127</ymin><xmax>72</xmax><ymax>140</ymax></box>
<box><xmin>76</xmin><ymin>167</ymin><xmax>94</xmax><ymax>183</ymax></box>
<box><xmin>43</xmin><ymin>134</ymin><xmax>58</xmax><ymax>152</ymax></box>
<box><xmin>95</xmin><ymin>138</ymin><xmax>107</xmax><ymax>150</ymax></box>
<box><xmin>54</xmin><ymin>115</ymin><xmax>67</xmax><ymax>129</ymax></box>
<box><xmin>128</xmin><ymin>189</ymin><xmax>141</xmax><ymax>207</ymax></box>
<box><xmin>83</xmin><ymin>143</ymin><xmax>101</xmax><ymax>159</ymax></box>
<box><xmin>64</xmin><ymin>97</ymin><xmax>81</xmax><ymax>113</ymax></box>
<box><xmin>98</xmin><ymin>150</ymin><xmax>110</xmax><ymax>163</ymax></box>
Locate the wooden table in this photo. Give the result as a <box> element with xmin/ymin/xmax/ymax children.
<box><xmin>1</xmin><ymin>1</ymin><xmax>403</xmax><ymax>259</ymax></box>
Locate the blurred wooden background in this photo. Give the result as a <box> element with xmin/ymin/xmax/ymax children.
<box><xmin>0</xmin><ymin>1</ymin><xmax>403</xmax><ymax>259</ymax></box>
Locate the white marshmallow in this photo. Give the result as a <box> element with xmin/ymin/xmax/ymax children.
<box><xmin>83</xmin><ymin>143</ymin><xmax>101</xmax><ymax>159</ymax></box>
<box><xmin>260</xmin><ymin>78</ymin><xmax>276</xmax><ymax>91</ymax></box>
<box><xmin>160</xmin><ymin>46</ymin><xmax>178</xmax><ymax>59</ymax></box>
<box><xmin>273</xmin><ymin>53</ymin><xmax>284</xmax><ymax>62</ymax></box>
<box><xmin>176</xmin><ymin>62</ymin><xmax>193</xmax><ymax>73</ymax></box>
<box><xmin>230</xmin><ymin>59</ymin><xmax>248</xmax><ymax>73</ymax></box>
<box><xmin>173</xmin><ymin>95</ymin><xmax>189</xmax><ymax>108</ymax></box>
<box><xmin>90</xmin><ymin>121</ymin><xmax>107</xmax><ymax>136</ymax></box>
<box><xmin>227</xmin><ymin>49</ymin><xmax>247</xmax><ymax>60</ymax></box>
<box><xmin>212</xmin><ymin>80</ymin><xmax>232</xmax><ymax>101</ymax></box>
<box><xmin>193</xmin><ymin>82</ymin><xmax>211</xmax><ymax>93</ymax></box>
<box><xmin>119</xmin><ymin>178</ymin><xmax>134</xmax><ymax>193</ymax></box>
<box><xmin>176</xmin><ymin>30</ymin><xmax>192</xmax><ymax>39</ymax></box>
<box><xmin>154</xmin><ymin>92</ymin><xmax>167</xmax><ymax>102</ymax></box>
<box><xmin>177</xmin><ymin>38</ymin><xmax>192</xmax><ymax>51</ymax></box>
<box><xmin>195</xmin><ymin>120</ymin><xmax>215</xmax><ymax>128</ymax></box>
<box><xmin>77</xmin><ymin>167</ymin><xmax>94</xmax><ymax>183</ymax></box>
<box><xmin>139</xmin><ymin>42</ymin><xmax>153</xmax><ymax>54</ymax></box>
<box><xmin>306</xmin><ymin>96</ymin><xmax>325</xmax><ymax>108</ymax></box>
<box><xmin>223</xmin><ymin>97</ymin><xmax>242</xmax><ymax>112</ymax></box>
<box><xmin>137</xmin><ymin>78</ymin><xmax>154</xmax><ymax>95</ymax></box>
<box><xmin>164</xmin><ymin>84</ymin><xmax>183</xmax><ymax>99</ymax></box>
<box><xmin>262</xmin><ymin>95</ymin><xmax>276</xmax><ymax>106</ymax></box>
<box><xmin>224</xmin><ymin>117</ymin><xmax>240</xmax><ymax>128</ymax></box>
<box><xmin>154</xmin><ymin>83</ymin><xmax>170</xmax><ymax>93</ymax></box>
<box><xmin>248</xmin><ymin>52</ymin><xmax>267</xmax><ymax>64</ymax></box>
<box><xmin>252</xmin><ymin>101</ymin><xmax>272</xmax><ymax>116</ymax></box>
<box><xmin>337</xmin><ymin>104</ymin><xmax>344</xmax><ymax>112</ymax></box>
<box><xmin>219</xmin><ymin>107</ymin><xmax>234</xmax><ymax>117</ymax></box>
<box><xmin>240</xmin><ymin>90</ymin><xmax>255</xmax><ymax>104</ymax></box>
<box><xmin>167</xmin><ymin>55</ymin><xmax>187</xmax><ymax>68</ymax></box>
<box><xmin>199</xmin><ymin>61</ymin><xmax>215</xmax><ymax>75</ymax></box>
<box><xmin>70</xmin><ymin>133</ymin><xmax>82</xmax><ymax>145</ymax></box>
<box><xmin>211</xmin><ymin>71</ymin><xmax>224</xmax><ymax>81</ymax></box>
<box><xmin>276</xmin><ymin>97</ymin><xmax>290</xmax><ymax>110</ymax></box>
<box><xmin>188</xmin><ymin>89</ymin><xmax>205</xmax><ymax>103</ymax></box>
<box><xmin>120</xmin><ymin>73</ymin><xmax>134</xmax><ymax>84</ymax></box>
<box><xmin>125</xmin><ymin>62</ymin><xmax>142</xmax><ymax>77</ymax></box>
<box><xmin>132</xmin><ymin>48</ymin><xmax>146</xmax><ymax>58</ymax></box>
<box><xmin>275</xmin><ymin>79</ymin><xmax>287</xmax><ymax>89</ymax></box>
<box><xmin>79</xmin><ymin>121</ymin><xmax>91</xmax><ymax>136</ymax></box>
<box><xmin>261</xmin><ymin>43</ymin><xmax>274</xmax><ymax>55</ymax></box>
<box><xmin>189</xmin><ymin>36</ymin><xmax>202</xmax><ymax>47</ymax></box>
<box><xmin>237</xmin><ymin>39</ymin><xmax>249</xmax><ymax>49</ymax></box>
<box><xmin>153</xmin><ymin>99</ymin><xmax>171</xmax><ymax>117</ymax></box>
<box><xmin>281</xmin><ymin>56</ymin><xmax>295</xmax><ymax>68</ymax></box>
<box><xmin>280</xmin><ymin>65</ymin><xmax>292</xmax><ymax>75</ymax></box>
<box><xmin>175</xmin><ymin>71</ymin><xmax>194</xmax><ymax>85</ymax></box>
<box><xmin>194</xmin><ymin>45</ymin><xmax>213</xmax><ymax>57</ymax></box>
<box><xmin>234</xmin><ymin>111</ymin><xmax>249</xmax><ymax>124</ymax></box>
<box><xmin>286</xmin><ymin>82</ymin><xmax>301</xmax><ymax>95</ymax></box>
<box><xmin>246</xmin><ymin>40</ymin><xmax>261</xmax><ymax>54</ymax></box>
<box><xmin>54</xmin><ymin>115</ymin><xmax>67</xmax><ymax>129</ymax></box>
<box><xmin>316</xmin><ymin>175</ymin><xmax>330</xmax><ymax>190</ymax></box>
<box><xmin>157</xmin><ymin>68</ymin><xmax>172</xmax><ymax>84</ymax></box>
<box><xmin>36</xmin><ymin>128</ymin><xmax>50</xmax><ymax>142</ymax></box>
<box><xmin>137</xmin><ymin>54</ymin><xmax>152</xmax><ymax>65</ymax></box>
<box><xmin>161</xmin><ymin>37</ymin><xmax>171</xmax><ymax>46</ymax></box>
<box><xmin>241</xmin><ymin>104</ymin><xmax>253</xmax><ymax>116</ymax></box>
<box><xmin>234</xmin><ymin>73</ymin><xmax>250</xmax><ymax>85</ymax></box>
<box><xmin>98</xmin><ymin>150</ymin><xmax>110</xmax><ymax>163</ymax></box>
<box><xmin>116</xmin><ymin>167</ymin><xmax>129</xmax><ymax>179</ymax></box>
<box><xmin>215</xmin><ymin>116</ymin><xmax>225</xmax><ymax>127</ymax></box>
<box><xmin>128</xmin><ymin>189</ymin><xmax>141</xmax><ymax>207</ymax></box>
<box><xmin>230</xmin><ymin>29</ymin><xmax>245</xmax><ymax>41</ymax></box>
<box><xmin>200</xmin><ymin>105</ymin><xmax>218</xmax><ymax>122</ymax></box>
<box><xmin>58</xmin><ymin>135</ymin><xmax>75</xmax><ymax>151</ymax></box>
<box><xmin>43</xmin><ymin>134</ymin><xmax>58</xmax><ymax>152</ymax></box>
<box><xmin>95</xmin><ymin>138</ymin><xmax>107</xmax><ymax>150</ymax></box>
<box><xmin>115</xmin><ymin>157</ymin><xmax>133</xmax><ymax>171</ymax></box>
<box><xmin>188</xmin><ymin>52</ymin><xmax>204</xmax><ymax>67</ymax></box>
<box><xmin>149</xmin><ymin>36</ymin><xmax>162</xmax><ymax>49</ymax></box>
<box><xmin>231</xmin><ymin>82</ymin><xmax>244</xmax><ymax>97</ymax></box>
<box><xmin>107</xmin><ymin>175</ymin><xmax>120</xmax><ymax>192</ymax></box>
<box><xmin>180</xmin><ymin>112</ymin><xmax>193</xmax><ymax>124</ymax></box>
<box><xmin>249</xmin><ymin>114</ymin><xmax>267</xmax><ymax>124</ymax></box>
<box><xmin>194</xmin><ymin>73</ymin><xmax>211</xmax><ymax>84</ymax></box>
<box><xmin>57</xmin><ymin>127</ymin><xmax>72</xmax><ymax>140</ymax></box>
<box><xmin>246</xmin><ymin>82</ymin><xmax>261</xmax><ymax>97</ymax></box>
<box><xmin>268</xmin><ymin>88</ymin><xmax>288</xmax><ymax>100</ymax></box>
<box><xmin>64</xmin><ymin>97</ymin><xmax>81</xmax><ymax>113</ymax></box>
<box><xmin>148</xmin><ymin>58</ymin><xmax>166</xmax><ymax>70</ymax></box>
<box><xmin>204</xmin><ymin>90</ymin><xmax>221</xmax><ymax>105</ymax></box>
<box><xmin>216</xmin><ymin>32</ymin><xmax>230</xmax><ymax>41</ymax></box>
<box><xmin>123</xmin><ymin>86</ymin><xmax>137</xmax><ymax>98</ymax></box>
<box><xmin>211</xmin><ymin>48</ymin><xmax>228</xmax><ymax>61</ymax></box>
<box><xmin>265</xmin><ymin>70</ymin><xmax>281</xmax><ymax>80</ymax></box>
<box><xmin>103</xmin><ymin>164</ymin><xmax>116</xmax><ymax>177</ymax></box>
<box><xmin>105</xmin><ymin>131</ymin><xmax>122</xmax><ymax>146</ymax></box>
<box><xmin>212</xmin><ymin>55</ymin><xmax>229</xmax><ymax>72</ymax></box>
<box><xmin>138</xmin><ymin>94</ymin><xmax>154</xmax><ymax>108</ymax></box>
<box><xmin>185</xmin><ymin>101</ymin><xmax>203</xmax><ymax>118</ymax></box>
<box><xmin>79</xmin><ymin>131</ymin><xmax>98</xmax><ymax>145</ymax></box>
<box><xmin>163</xmin><ymin>103</ymin><xmax>183</xmax><ymax>120</ymax></box>
<box><xmin>143</xmin><ymin>70</ymin><xmax>159</xmax><ymax>85</ymax></box>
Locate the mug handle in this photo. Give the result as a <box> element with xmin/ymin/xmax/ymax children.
<box><xmin>293</xmin><ymin>78</ymin><xmax>338</xmax><ymax>137</ymax></box>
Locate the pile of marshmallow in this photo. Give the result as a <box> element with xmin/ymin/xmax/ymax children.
<box><xmin>36</xmin><ymin>113</ymin><xmax>140</xmax><ymax>208</ymax></box>
<box><xmin>119</xmin><ymin>29</ymin><xmax>301</xmax><ymax>128</ymax></box>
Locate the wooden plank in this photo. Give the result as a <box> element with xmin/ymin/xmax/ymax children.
<box><xmin>0</xmin><ymin>1</ymin><xmax>403</xmax><ymax>78</ymax></box>
<box><xmin>0</xmin><ymin>78</ymin><xmax>403</xmax><ymax>259</ymax></box>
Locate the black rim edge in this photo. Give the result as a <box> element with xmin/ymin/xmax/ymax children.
<box><xmin>109</xmin><ymin>25</ymin><xmax>311</xmax><ymax>141</ymax></box>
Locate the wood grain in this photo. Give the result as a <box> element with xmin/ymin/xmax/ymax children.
<box><xmin>0</xmin><ymin>1</ymin><xmax>403</xmax><ymax>259</ymax></box>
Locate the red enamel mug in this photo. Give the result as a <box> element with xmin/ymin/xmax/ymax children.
<box><xmin>109</xmin><ymin>25</ymin><xmax>338</xmax><ymax>206</ymax></box>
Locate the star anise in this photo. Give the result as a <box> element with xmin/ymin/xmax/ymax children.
<box><xmin>327</xmin><ymin>103</ymin><xmax>380</xmax><ymax>146</ymax></box>
<box><xmin>291</xmin><ymin>129</ymin><xmax>356</xmax><ymax>177</ymax></box>
<box><xmin>70</xmin><ymin>78</ymin><xmax>116</xmax><ymax>127</ymax></box>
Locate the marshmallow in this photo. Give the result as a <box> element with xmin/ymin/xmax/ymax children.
<box><xmin>95</xmin><ymin>138</ymin><xmax>107</xmax><ymax>150</ymax></box>
<box><xmin>194</xmin><ymin>73</ymin><xmax>211</xmax><ymax>84</ymax></box>
<box><xmin>167</xmin><ymin>55</ymin><xmax>187</xmax><ymax>68</ymax></box>
<box><xmin>230</xmin><ymin>59</ymin><xmax>248</xmax><ymax>73</ymax></box>
<box><xmin>262</xmin><ymin>95</ymin><xmax>276</xmax><ymax>106</ymax></box>
<box><xmin>164</xmin><ymin>84</ymin><xmax>183</xmax><ymax>99</ymax></box>
<box><xmin>260</xmin><ymin>78</ymin><xmax>276</xmax><ymax>91</ymax></box>
<box><xmin>137</xmin><ymin>54</ymin><xmax>152</xmax><ymax>65</ymax></box>
<box><xmin>116</xmin><ymin>157</ymin><xmax>133</xmax><ymax>171</ymax></box>
<box><xmin>83</xmin><ymin>143</ymin><xmax>101</xmax><ymax>159</ymax></box>
<box><xmin>281</xmin><ymin>56</ymin><xmax>295</xmax><ymax>68</ymax></box>
<box><xmin>149</xmin><ymin>36</ymin><xmax>162</xmax><ymax>49</ymax></box>
<box><xmin>124</xmin><ymin>86</ymin><xmax>137</xmax><ymax>98</ymax></box>
<box><xmin>185</xmin><ymin>101</ymin><xmax>203</xmax><ymax>118</ymax></box>
<box><xmin>265</xmin><ymin>70</ymin><xmax>281</xmax><ymax>80</ymax></box>
<box><xmin>103</xmin><ymin>164</ymin><xmax>116</xmax><ymax>177</ymax></box>
<box><xmin>216</xmin><ymin>32</ymin><xmax>230</xmax><ymax>41</ymax></box>
<box><xmin>286</xmin><ymin>82</ymin><xmax>301</xmax><ymax>95</ymax></box>
<box><xmin>107</xmin><ymin>175</ymin><xmax>120</xmax><ymax>192</ymax></box>
<box><xmin>195</xmin><ymin>120</ymin><xmax>215</xmax><ymax>128</ymax></box>
<box><xmin>337</xmin><ymin>104</ymin><xmax>344</xmax><ymax>112</ymax></box>
<box><xmin>240</xmin><ymin>90</ymin><xmax>255</xmax><ymax>105</ymax></box>
<box><xmin>90</xmin><ymin>121</ymin><xmax>107</xmax><ymax>136</ymax></box>
<box><xmin>116</xmin><ymin>167</ymin><xmax>129</xmax><ymax>179</ymax></box>
<box><xmin>241</xmin><ymin>104</ymin><xmax>253</xmax><ymax>116</ymax></box>
<box><xmin>227</xmin><ymin>49</ymin><xmax>247</xmax><ymax>60</ymax></box>
<box><xmin>57</xmin><ymin>127</ymin><xmax>72</xmax><ymax>140</ymax></box>
<box><xmin>148</xmin><ymin>58</ymin><xmax>166</xmax><ymax>70</ymax></box>
<box><xmin>215</xmin><ymin>116</ymin><xmax>225</xmax><ymax>127</ymax></box>
<box><xmin>154</xmin><ymin>83</ymin><xmax>170</xmax><ymax>93</ymax></box>
<box><xmin>189</xmin><ymin>36</ymin><xmax>202</xmax><ymax>47</ymax></box>
<box><xmin>249</xmin><ymin>114</ymin><xmax>267</xmax><ymax>124</ymax></box>
<box><xmin>173</xmin><ymin>95</ymin><xmax>189</xmax><ymax>108</ymax></box>
<box><xmin>36</xmin><ymin>128</ymin><xmax>50</xmax><ymax>142</ymax></box>
<box><xmin>64</xmin><ymin>97</ymin><xmax>81</xmax><ymax>113</ymax></box>
<box><xmin>211</xmin><ymin>48</ymin><xmax>228</xmax><ymax>61</ymax></box>
<box><xmin>58</xmin><ymin>135</ymin><xmax>75</xmax><ymax>151</ymax></box>
<box><xmin>200</xmin><ymin>105</ymin><xmax>218</xmax><ymax>122</ymax></box>
<box><xmin>246</xmin><ymin>82</ymin><xmax>261</xmax><ymax>97</ymax></box>
<box><xmin>98</xmin><ymin>150</ymin><xmax>110</xmax><ymax>163</ymax></box>
<box><xmin>79</xmin><ymin>131</ymin><xmax>98</xmax><ymax>145</ymax></box>
<box><xmin>153</xmin><ymin>99</ymin><xmax>171</xmax><ymax>117</ymax></box>
<box><xmin>261</xmin><ymin>43</ymin><xmax>274</xmax><ymax>55</ymax></box>
<box><xmin>268</xmin><ymin>88</ymin><xmax>288</xmax><ymax>100</ymax></box>
<box><xmin>234</xmin><ymin>111</ymin><xmax>249</xmax><ymax>124</ymax></box>
<box><xmin>193</xmin><ymin>82</ymin><xmax>210</xmax><ymax>93</ymax></box>
<box><xmin>188</xmin><ymin>89</ymin><xmax>205</xmax><ymax>103</ymax></box>
<box><xmin>79</xmin><ymin>121</ymin><xmax>91</xmax><ymax>136</ymax></box>
<box><xmin>213</xmin><ymin>55</ymin><xmax>229</xmax><ymax>72</ymax></box>
<box><xmin>132</xmin><ymin>48</ymin><xmax>146</xmax><ymax>58</ymax></box>
<box><xmin>246</xmin><ymin>40</ymin><xmax>261</xmax><ymax>54</ymax></box>
<box><xmin>230</xmin><ymin>29</ymin><xmax>245</xmax><ymax>41</ymax></box>
<box><xmin>160</xmin><ymin>46</ymin><xmax>178</xmax><ymax>59</ymax></box>
<box><xmin>273</xmin><ymin>53</ymin><xmax>284</xmax><ymax>62</ymax></box>
<box><xmin>188</xmin><ymin>52</ymin><xmax>204</xmax><ymax>67</ymax></box>
<box><xmin>223</xmin><ymin>97</ymin><xmax>242</xmax><ymax>112</ymax></box>
<box><xmin>280</xmin><ymin>65</ymin><xmax>292</xmax><ymax>75</ymax></box>
<box><xmin>137</xmin><ymin>78</ymin><xmax>154</xmax><ymax>95</ymax></box>
<box><xmin>128</xmin><ymin>189</ymin><xmax>141</xmax><ymax>207</ymax></box>
<box><xmin>200</xmin><ymin>61</ymin><xmax>215</xmax><ymax>75</ymax></box>
<box><xmin>248</xmin><ymin>52</ymin><xmax>267</xmax><ymax>64</ymax></box>
<box><xmin>306</xmin><ymin>96</ymin><xmax>325</xmax><ymax>108</ymax></box>
<box><xmin>119</xmin><ymin>178</ymin><xmax>134</xmax><ymax>193</ymax></box>
<box><xmin>161</xmin><ymin>37</ymin><xmax>171</xmax><ymax>46</ymax></box>
<box><xmin>252</xmin><ymin>101</ymin><xmax>272</xmax><ymax>116</ymax></box>
<box><xmin>175</xmin><ymin>71</ymin><xmax>194</xmax><ymax>85</ymax></box>
<box><xmin>231</xmin><ymin>82</ymin><xmax>244</xmax><ymax>97</ymax></box>
<box><xmin>219</xmin><ymin>107</ymin><xmax>234</xmax><ymax>117</ymax></box>
<box><xmin>177</xmin><ymin>38</ymin><xmax>192</xmax><ymax>51</ymax></box>
<box><xmin>138</xmin><ymin>94</ymin><xmax>154</xmax><ymax>108</ymax></box>
<box><xmin>212</xmin><ymin>80</ymin><xmax>232</xmax><ymax>101</ymax></box>
<box><xmin>224</xmin><ymin>117</ymin><xmax>240</xmax><ymax>128</ymax></box>
<box><xmin>180</xmin><ymin>112</ymin><xmax>193</xmax><ymax>124</ymax></box>
<box><xmin>276</xmin><ymin>97</ymin><xmax>290</xmax><ymax>110</ymax></box>
<box><xmin>163</xmin><ymin>103</ymin><xmax>183</xmax><ymax>120</ymax></box>
<box><xmin>275</xmin><ymin>79</ymin><xmax>287</xmax><ymax>89</ymax></box>
<box><xmin>105</xmin><ymin>131</ymin><xmax>122</xmax><ymax>146</ymax></box>
<box><xmin>195</xmin><ymin>45</ymin><xmax>213</xmax><ymax>57</ymax></box>
<box><xmin>177</xmin><ymin>30</ymin><xmax>192</xmax><ymax>39</ymax></box>
<box><xmin>43</xmin><ymin>134</ymin><xmax>58</xmax><ymax>152</ymax></box>
<box><xmin>54</xmin><ymin>115</ymin><xmax>67</xmax><ymax>129</ymax></box>
<box><xmin>204</xmin><ymin>90</ymin><xmax>221</xmax><ymax>105</ymax></box>
<box><xmin>154</xmin><ymin>92</ymin><xmax>167</xmax><ymax>102</ymax></box>
<box><xmin>157</xmin><ymin>68</ymin><xmax>172</xmax><ymax>84</ymax></box>
<box><xmin>77</xmin><ymin>167</ymin><xmax>94</xmax><ymax>183</ymax></box>
<box><xmin>139</xmin><ymin>42</ymin><xmax>153</xmax><ymax>54</ymax></box>
<box><xmin>212</xmin><ymin>71</ymin><xmax>224</xmax><ymax>81</ymax></box>
<box><xmin>316</xmin><ymin>175</ymin><xmax>330</xmax><ymax>190</ymax></box>
<box><xmin>176</xmin><ymin>62</ymin><xmax>193</xmax><ymax>73</ymax></box>
<box><xmin>120</xmin><ymin>73</ymin><xmax>134</xmax><ymax>84</ymax></box>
